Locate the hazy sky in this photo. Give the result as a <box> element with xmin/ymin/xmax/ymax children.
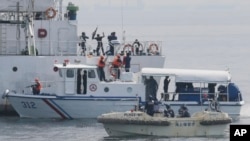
<box><xmin>62</xmin><ymin>0</ymin><xmax>250</xmax><ymax>40</ymax></box>
<box><xmin>64</xmin><ymin>0</ymin><xmax>250</xmax><ymax>26</ymax></box>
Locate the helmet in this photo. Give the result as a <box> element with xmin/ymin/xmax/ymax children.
<box><xmin>181</xmin><ymin>104</ymin><xmax>186</xmax><ymax>109</ymax></box>
<box><xmin>165</xmin><ymin>104</ymin><xmax>170</xmax><ymax>109</ymax></box>
<box><xmin>148</xmin><ymin>95</ymin><xmax>153</xmax><ymax>100</ymax></box>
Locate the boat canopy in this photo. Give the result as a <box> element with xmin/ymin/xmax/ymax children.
<box><xmin>141</xmin><ymin>68</ymin><xmax>231</xmax><ymax>83</ymax></box>
<box><xmin>54</xmin><ymin>64</ymin><xmax>97</xmax><ymax>69</ymax></box>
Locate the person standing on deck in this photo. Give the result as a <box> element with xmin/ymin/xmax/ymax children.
<box><xmin>80</xmin><ymin>32</ymin><xmax>89</xmax><ymax>56</ymax></box>
<box><xmin>144</xmin><ymin>76</ymin><xmax>158</xmax><ymax>100</ymax></box>
<box><xmin>122</xmin><ymin>53</ymin><xmax>131</xmax><ymax>72</ymax></box>
<box><xmin>97</xmin><ymin>55</ymin><xmax>107</xmax><ymax>81</ymax></box>
<box><xmin>164</xmin><ymin>76</ymin><xmax>170</xmax><ymax>93</ymax></box>
<box><xmin>32</xmin><ymin>78</ymin><xmax>42</xmax><ymax>95</ymax></box>
<box><xmin>112</xmin><ymin>54</ymin><xmax>122</xmax><ymax>79</ymax></box>
<box><xmin>107</xmin><ymin>32</ymin><xmax>117</xmax><ymax>55</ymax></box>
<box><xmin>93</xmin><ymin>33</ymin><xmax>105</xmax><ymax>56</ymax></box>
<box><xmin>77</xmin><ymin>69</ymin><xmax>82</xmax><ymax>94</ymax></box>
<box><xmin>82</xmin><ymin>70</ymin><xmax>87</xmax><ymax>94</ymax></box>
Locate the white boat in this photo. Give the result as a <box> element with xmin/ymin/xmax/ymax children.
<box><xmin>97</xmin><ymin>109</ymin><xmax>232</xmax><ymax>137</ymax></box>
<box><xmin>0</xmin><ymin>0</ymin><xmax>165</xmax><ymax>115</ymax></box>
<box><xmin>3</xmin><ymin>59</ymin><xmax>147</xmax><ymax>119</ymax></box>
<box><xmin>2</xmin><ymin>60</ymin><xmax>243</xmax><ymax>119</ymax></box>
<box><xmin>142</xmin><ymin>68</ymin><xmax>244</xmax><ymax>121</ymax></box>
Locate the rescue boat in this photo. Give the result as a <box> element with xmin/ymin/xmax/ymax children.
<box><xmin>97</xmin><ymin>109</ymin><xmax>232</xmax><ymax>137</ymax></box>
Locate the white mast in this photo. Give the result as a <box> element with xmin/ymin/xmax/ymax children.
<box><xmin>24</xmin><ymin>0</ymin><xmax>36</xmax><ymax>55</ymax></box>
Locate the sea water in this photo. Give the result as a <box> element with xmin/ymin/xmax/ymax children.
<box><xmin>1</xmin><ymin>1</ymin><xmax>250</xmax><ymax>140</ymax></box>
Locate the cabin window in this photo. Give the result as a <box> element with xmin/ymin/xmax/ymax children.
<box><xmin>88</xmin><ymin>69</ymin><xmax>96</xmax><ymax>78</ymax></box>
<box><xmin>66</xmin><ymin>69</ymin><xmax>74</xmax><ymax>78</ymax></box>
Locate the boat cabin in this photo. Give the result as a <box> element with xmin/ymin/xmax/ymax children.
<box><xmin>52</xmin><ymin>60</ymin><xmax>145</xmax><ymax>100</ymax></box>
<box><xmin>141</xmin><ymin>68</ymin><xmax>242</xmax><ymax>103</ymax></box>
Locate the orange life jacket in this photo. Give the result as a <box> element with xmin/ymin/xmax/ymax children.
<box><xmin>36</xmin><ymin>82</ymin><xmax>42</xmax><ymax>91</ymax></box>
<box><xmin>112</xmin><ymin>57</ymin><xmax>122</xmax><ymax>67</ymax></box>
<box><xmin>98</xmin><ymin>59</ymin><xmax>105</xmax><ymax>68</ymax></box>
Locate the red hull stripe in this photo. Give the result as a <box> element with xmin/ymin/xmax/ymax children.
<box><xmin>43</xmin><ymin>99</ymin><xmax>68</xmax><ymax>119</ymax></box>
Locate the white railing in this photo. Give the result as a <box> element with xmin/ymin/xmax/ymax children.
<box><xmin>160</xmin><ymin>92</ymin><xmax>234</xmax><ymax>102</ymax></box>
<box><xmin>0</xmin><ymin>39</ymin><xmax>163</xmax><ymax>56</ymax></box>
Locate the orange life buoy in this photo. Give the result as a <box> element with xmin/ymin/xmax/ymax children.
<box><xmin>45</xmin><ymin>7</ymin><xmax>56</xmax><ymax>19</ymax></box>
<box><xmin>123</xmin><ymin>44</ymin><xmax>134</xmax><ymax>53</ymax></box>
<box><xmin>38</xmin><ymin>28</ymin><xmax>47</xmax><ymax>38</ymax></box>
<box><xmin>148</xmin><ymin>43</ymin><xmax>159</xmax><ymax>55</ymax></box>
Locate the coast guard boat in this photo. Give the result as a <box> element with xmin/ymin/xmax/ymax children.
<box><xmin>0</xmin><ymin>0</ymin><xmax>165</xmax><ymax>115</ymax></box>
<box><xmin>2</xmin><ymin>60</ymin><xmax>244</xmax><ymax>119</ymax></box>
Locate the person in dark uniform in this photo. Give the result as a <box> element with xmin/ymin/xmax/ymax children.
<box><xmin>94</xmin><ymin>33</ymin><xmax>105</xmax><ymax>56</ymax></box>
<box><xmin>208</xmin><ymin>83</ymin><xmax>216</xmax><ymax>99</ymax></box>
<box><xmin>107</xmin><ymin>32</ymin><xmax>117</xmax><ymax>55</ymax></box>
<box><xmin>77</xmin><ymin>69</ymin><xmax>82</xmax><ymax>94</ymax></box>
<box><xmin>122</xmin><ymin>53</ymin><xmax>131</xmax><ymax>72</ymax></box>
<box><xmin>144</xmin><ymin>76</ymin><xmax>158</xmax><ymax>100</ymax></box>
<box><xmin>164</xmin><ymin>104</ymin><xmax>175</xmax><ymax>117</ymax></box>
<box><xmin>80</xmin><ymin>32</ymin><xmax>89</xmax><ymax>56</ymax></box>
<box><xmin>178</xmin><ymin>104</ymin><xmax>190</xmax><ymax>117</ymax></box>
<box><xmin>144</xmin><ymin>95</ymin><xmax>155</xmax><ymax>116</ymax></box>
<box><xmin>82</xmin><ymin>70</ymin><xmax>87</xmax><ymax>94</ymax></box>
<box><xmin>164</xmin><ymin>76</ymin><xmax>170</xmax><ymax>93</ymax></box>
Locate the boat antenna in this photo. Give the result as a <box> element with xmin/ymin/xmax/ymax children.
<box><xmin>16</xmin><ymin>2</ymin><xmax>20</xmax><ymax>40</ymax></box>
<box><xmin>120</xmin><ymin>1</ymin><xmax>126</xmax><ymax>47</ymax></box>
<box><xmin>121</xmin><ymin>0</ymin><xmax>124</xmax><ymax>31</ymax></box>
